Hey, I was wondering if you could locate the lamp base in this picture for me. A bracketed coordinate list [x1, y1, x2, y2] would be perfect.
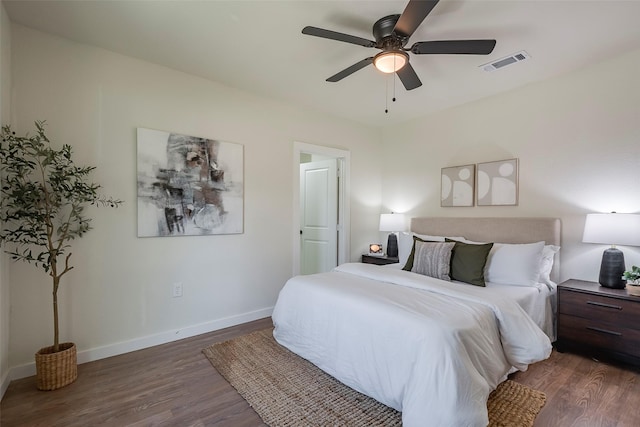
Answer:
[599, 248, 626, 289]
[386, 233, 398, 258]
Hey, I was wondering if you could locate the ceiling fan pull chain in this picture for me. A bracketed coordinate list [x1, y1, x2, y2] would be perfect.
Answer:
[385, 74, 389, 113]
[393, 69, 397, 103]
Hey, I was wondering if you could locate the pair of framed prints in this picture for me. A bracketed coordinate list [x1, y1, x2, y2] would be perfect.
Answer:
[441, 159, 518, 207]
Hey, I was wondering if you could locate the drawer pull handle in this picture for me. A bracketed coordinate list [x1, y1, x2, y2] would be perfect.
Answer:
[586, 301, 622, 310]
[586, 326, 622, 336]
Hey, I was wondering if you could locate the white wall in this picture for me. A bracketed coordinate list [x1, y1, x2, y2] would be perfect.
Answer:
[380, 48, 640, 283]
[0, 1, 11, 398]
[7, 24, 382, 376]
[9, 16, 639, 388]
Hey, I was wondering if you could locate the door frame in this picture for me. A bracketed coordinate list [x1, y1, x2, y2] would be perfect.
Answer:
[292, 141, 350, 277]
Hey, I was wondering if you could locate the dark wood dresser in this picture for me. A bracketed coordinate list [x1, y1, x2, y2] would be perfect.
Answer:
[557, 279, 640, 366]
[361, 254, 399, 265]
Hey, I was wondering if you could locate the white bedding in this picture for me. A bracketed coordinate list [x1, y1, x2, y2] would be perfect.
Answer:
[384, 263, 557, 341]
[485, 281, 556, 342]
[272, 262, 552, 427]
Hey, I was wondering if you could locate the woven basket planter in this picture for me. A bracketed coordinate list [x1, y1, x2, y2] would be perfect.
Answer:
[35, 342, 78, 390]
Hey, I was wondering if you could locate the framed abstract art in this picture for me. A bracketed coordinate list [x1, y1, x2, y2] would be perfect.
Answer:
[476, 158, 518, 206]
[137, 128, 244, 237]
[441, 164, 475, 207]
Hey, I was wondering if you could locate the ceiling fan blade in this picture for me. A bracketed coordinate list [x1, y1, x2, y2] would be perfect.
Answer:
[411, 40, 496, 55]
[396, 63, 422, 90]
[393, 0, 440, 39]
[302, 26, 376, 48]
[326, 58, 374, 82]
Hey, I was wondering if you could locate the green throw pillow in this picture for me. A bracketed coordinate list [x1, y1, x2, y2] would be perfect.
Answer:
[402, 235, 437, 271]
[445, 239, 494, 287]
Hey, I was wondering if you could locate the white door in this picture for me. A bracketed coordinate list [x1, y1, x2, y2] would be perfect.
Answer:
[300, 159, 338, 275]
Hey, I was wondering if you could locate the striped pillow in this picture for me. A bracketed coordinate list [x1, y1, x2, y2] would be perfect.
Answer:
[411, 241, 455, 281]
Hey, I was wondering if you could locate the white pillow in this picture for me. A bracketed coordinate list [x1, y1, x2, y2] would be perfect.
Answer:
[539, 245, 560, 286]
[398, 232, 465, 266]
[485, 241, 545, 286]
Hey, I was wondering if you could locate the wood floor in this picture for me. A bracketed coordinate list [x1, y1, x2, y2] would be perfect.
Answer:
[2, 317, 639, 426]
[511, 349, 640, 426]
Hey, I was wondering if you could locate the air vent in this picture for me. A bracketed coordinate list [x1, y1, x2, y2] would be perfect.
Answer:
[481, 51, 530, 72]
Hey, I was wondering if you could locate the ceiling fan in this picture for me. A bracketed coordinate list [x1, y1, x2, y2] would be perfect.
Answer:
[302, 0, 496, 90]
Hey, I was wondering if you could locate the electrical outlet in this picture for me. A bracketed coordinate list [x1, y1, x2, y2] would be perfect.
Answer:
[172, 282, 183, 298]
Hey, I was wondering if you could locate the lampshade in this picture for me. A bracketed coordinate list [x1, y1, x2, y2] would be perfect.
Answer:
[373, 51, 408, 74]
[582, 213, 640, 246]
[379, 213, 406, 232]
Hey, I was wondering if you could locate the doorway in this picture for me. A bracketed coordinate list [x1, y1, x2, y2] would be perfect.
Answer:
[293, 142, 350, 276]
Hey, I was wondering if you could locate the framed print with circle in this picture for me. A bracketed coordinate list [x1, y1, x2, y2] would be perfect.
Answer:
[441, 164, 475, 207]
[476, 158, 518, 206]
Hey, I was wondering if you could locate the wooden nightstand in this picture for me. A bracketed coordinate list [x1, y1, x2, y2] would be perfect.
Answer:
[361, 254, 399, 265]
[557, 279, 640, 366]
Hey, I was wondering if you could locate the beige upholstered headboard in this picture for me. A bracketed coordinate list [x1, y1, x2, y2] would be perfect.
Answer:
[411, 217, 562, 281]
[411, 217, 561, 246]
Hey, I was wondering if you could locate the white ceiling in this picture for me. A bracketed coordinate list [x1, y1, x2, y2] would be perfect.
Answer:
[5, 0, 640, 127]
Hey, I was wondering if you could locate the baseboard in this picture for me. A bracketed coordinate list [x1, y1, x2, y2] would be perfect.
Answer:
[5, 307, 273, 385]
[0, 369, 9, 400]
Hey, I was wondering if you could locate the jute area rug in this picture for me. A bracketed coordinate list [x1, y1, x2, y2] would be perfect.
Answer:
[203, 329, 546, 427]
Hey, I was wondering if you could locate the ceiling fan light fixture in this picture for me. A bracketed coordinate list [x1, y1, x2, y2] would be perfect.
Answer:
[373, 50, 408, 73]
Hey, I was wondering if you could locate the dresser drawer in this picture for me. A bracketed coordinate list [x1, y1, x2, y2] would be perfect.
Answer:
[558, 314, 640, 358]
[558, 288, 640, 327]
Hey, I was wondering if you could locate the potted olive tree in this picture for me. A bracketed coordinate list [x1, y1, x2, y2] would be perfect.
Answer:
[0, 121, 122, 390]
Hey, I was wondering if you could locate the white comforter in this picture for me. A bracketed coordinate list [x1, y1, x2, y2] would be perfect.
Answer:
[272, 263, 552, 427]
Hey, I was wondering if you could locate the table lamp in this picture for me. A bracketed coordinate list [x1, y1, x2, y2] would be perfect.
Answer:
[379, 213, 406, 258]
[582, 212, 640, 288]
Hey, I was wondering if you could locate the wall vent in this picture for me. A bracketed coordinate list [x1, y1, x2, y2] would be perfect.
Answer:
[481, 51, 530, 72]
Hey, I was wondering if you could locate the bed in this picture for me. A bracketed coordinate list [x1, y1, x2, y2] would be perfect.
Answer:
[272, 217, 561, 426]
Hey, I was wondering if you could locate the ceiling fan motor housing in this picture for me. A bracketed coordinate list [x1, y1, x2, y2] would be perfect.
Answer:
[373, 14, 408, 49]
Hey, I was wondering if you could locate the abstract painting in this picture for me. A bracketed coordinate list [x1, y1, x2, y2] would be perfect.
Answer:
[137, 128, 243, 237]
[477, 158, 518, 206]
[441, 164, 475, 207]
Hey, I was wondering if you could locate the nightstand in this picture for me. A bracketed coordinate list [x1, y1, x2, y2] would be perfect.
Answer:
[557, 279, 640, 366]
[361, 254, 399, 265]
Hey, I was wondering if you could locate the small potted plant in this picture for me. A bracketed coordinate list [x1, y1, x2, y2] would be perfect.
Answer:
[623, 265, 640, 296]
[0, 121, 122, 390]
